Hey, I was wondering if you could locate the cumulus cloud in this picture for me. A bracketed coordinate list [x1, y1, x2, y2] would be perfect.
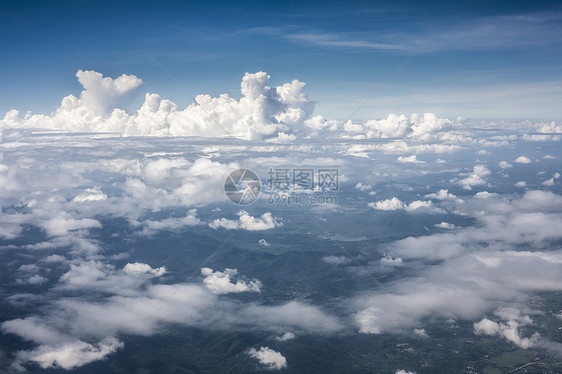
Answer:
[15, 337, 123, 370]
[201, 268, 262, 295]
[498, 161, 512, 169]
[57, 261, 166, 295]
[2, 264, 342, 369]
[457, 165, 490, 189]
[72, 187, 108, 203]
[514, 156, 532, 164]
[474, 308, 540, 349]
[542, 178, 555, 186]
[424, 189, 462, 203]
[76, 70, 143, 115]
[397, 155, 424, 163]
[40, 216, 102, 237]
[1, 77, 561, 371]
[0, 68, 527, 153]
[355, 182, 372, 191]
[353, 191, 562, 336]
[474, 191, 496, 199]
[123, 262, 166, 277]
[136, 209, 201, 235]
[434, 222, 455, 229]
[247, 346, 287, 370]
[258, 238, 271, 247]
[379, 256, 403, 266]
[369, 197, 405, 211]
[17, 274, 48, 285]
[210, 210, 282, 231]
[275, 332, 296, 341]
[413, 328, 427, 337]
[1, 71, 315, 140]
[368, 198, 440, 212]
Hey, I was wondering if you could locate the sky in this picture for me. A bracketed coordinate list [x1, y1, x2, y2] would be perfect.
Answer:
[1, 2, 562, 372]
[1, 0, 562, 122]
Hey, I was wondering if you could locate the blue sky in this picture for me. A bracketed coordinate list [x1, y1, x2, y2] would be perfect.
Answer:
[1, 0, 561, 121]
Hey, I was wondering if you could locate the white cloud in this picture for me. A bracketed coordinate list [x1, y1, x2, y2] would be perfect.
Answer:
[474, 308, 540, 349]
[137, 210, 201, 234]
[474, 191, 496, 199]
[201, 268, 262, 295]
[1, 71, 315, 140]
[142, 158, 191, 184]
[514, 156, 532, 164]
[434, 222, 455, 229]
[458, 165, 490, 190]
[2, 69, 545, 155]
[355, 182, 372, 191]
[379, 256, 403, 266]
[405, 200, 435, 211]
[354, 190, 562, 336]
[542, 178, 555, 186]
[247, 346, 287, 370]
[40, 216, 102, 236]
[1, 82, 562, 370]
[210, 210, 282, 231]
[395, 370, 416, 374]
[369, 197, 405, 210]
[123, 263, 166, 277]
[424, 189, 462, 202]
[473, 318, 500, 335]
[258, 238, 271, 247]
[42, 254, 66, 263]
[498, 161, 512, 169]
[76, 70, 143, 115]
[323, 255, 351, 266]
[514, 181, 527, 187]
[57, 260, 165, 295]
[17, 264, 39, 272]
[368, 198, 440, 212]
[413, 328, 427, 337]
[2, 317, 66, 345]
[72, 188, 108, 203]
[2, 266, 343, 369]
[275, 332, 296, 341]
[397, 155, 424, 163]
[17, 274, 48, 285]
[0, 223, 22, 239]
[16, 337, 123, 370]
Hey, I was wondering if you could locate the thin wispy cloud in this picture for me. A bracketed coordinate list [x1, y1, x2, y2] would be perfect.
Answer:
[279, 12, 562, 52]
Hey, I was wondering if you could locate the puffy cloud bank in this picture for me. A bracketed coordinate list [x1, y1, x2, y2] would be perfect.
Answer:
[1, 70, 562, 372]
[2, 68, 561, 170]
[353, 191, 562, 338]
[1, 70, 314, 140]
[368, 197, 439, 212]
[209, 210, 282, 231]
[201, 267, 262, 294]
[2, 69, 558, 148]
